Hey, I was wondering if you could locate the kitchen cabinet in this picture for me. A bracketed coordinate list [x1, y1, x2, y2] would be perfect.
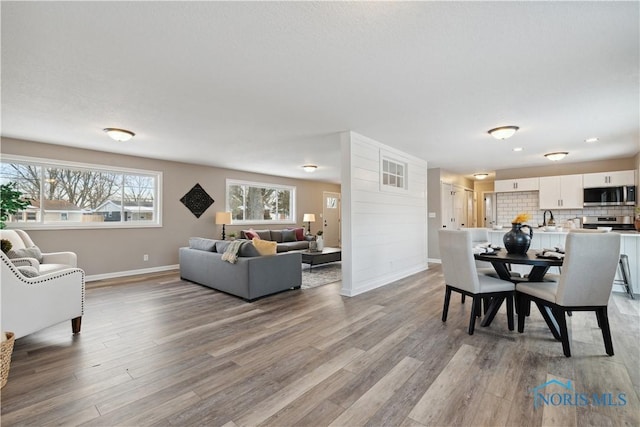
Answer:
[494, 177, 539, 193]
[583, 170, 636, 187]
[539, 174, 583, 209]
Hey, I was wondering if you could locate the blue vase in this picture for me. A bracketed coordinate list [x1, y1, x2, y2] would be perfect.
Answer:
[503, 223, 533, 254]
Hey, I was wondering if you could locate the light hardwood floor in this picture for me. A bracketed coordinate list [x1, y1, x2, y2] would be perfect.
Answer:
[1, 264, 639, 426]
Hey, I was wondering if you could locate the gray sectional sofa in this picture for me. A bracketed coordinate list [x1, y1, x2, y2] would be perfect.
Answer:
[240, 229, 311, 252]
[179, 238, 302, 301]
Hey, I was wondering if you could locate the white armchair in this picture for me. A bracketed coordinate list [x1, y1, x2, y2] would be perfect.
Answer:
[0, 229, 77, 274]
[1, 251, 85, 339]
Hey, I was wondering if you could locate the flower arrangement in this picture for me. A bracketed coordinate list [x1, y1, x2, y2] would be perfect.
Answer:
[512, 212, 531, 224]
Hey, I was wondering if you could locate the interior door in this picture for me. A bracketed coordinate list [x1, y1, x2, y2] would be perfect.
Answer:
[322, 192, 341, 247]
[484, 192, 496, 227]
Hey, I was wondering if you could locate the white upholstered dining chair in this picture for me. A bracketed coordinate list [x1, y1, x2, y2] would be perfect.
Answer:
[516, 231, 621, 357]
[439, 229, 516, 335]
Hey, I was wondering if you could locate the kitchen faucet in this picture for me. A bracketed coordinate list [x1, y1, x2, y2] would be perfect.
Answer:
[542, 210, 555, 227]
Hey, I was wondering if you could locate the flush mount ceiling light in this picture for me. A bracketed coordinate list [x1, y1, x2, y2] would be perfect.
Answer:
[302, 164, 317, 172]
[585, 137, 599, 143]
[104, 128, 135, 142]
[544, 151, 568, 161]
[488, 126, 519, 140]
[512, 147, 524, 152]
[473, 173, 489, 180]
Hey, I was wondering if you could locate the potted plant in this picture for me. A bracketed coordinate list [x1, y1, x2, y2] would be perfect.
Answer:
[0, 182, 29, 229]
[635, 207, 640, 232]
[228, 232, 237, 241]
[316, 230, 324, 251]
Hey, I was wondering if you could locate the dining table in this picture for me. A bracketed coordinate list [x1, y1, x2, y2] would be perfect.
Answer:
[474, 249, 564, 339]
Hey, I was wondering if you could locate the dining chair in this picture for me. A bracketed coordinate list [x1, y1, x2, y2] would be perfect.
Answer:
[439, 229, 516, 335]
[516, 231, 621, 357]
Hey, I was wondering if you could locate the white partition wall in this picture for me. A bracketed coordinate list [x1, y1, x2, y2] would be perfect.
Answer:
[340, 131, 428, 297]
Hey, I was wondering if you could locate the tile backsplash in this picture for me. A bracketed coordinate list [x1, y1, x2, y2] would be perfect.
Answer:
[496, 191, 634, 227]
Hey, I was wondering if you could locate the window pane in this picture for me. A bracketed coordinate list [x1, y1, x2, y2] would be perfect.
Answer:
[227, 180, 295, 224]
[0, 163, 41, 225]
[122, 174, 155, 222]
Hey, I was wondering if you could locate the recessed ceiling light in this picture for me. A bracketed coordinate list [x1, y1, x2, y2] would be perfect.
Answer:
[512, 147, 524, 152]
[104, 128, 135, 142]
[488, 126, 519, 140]
[302, 164, 317, 172]
[544, 152, 568, 161]
[585, 137, 599, 143]
[473, 173, 489, 180]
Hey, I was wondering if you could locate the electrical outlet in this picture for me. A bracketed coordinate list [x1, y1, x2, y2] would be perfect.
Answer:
[143, 254, 149, 261]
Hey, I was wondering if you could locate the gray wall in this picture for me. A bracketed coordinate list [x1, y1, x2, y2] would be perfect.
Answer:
[1, 137, 340, 276]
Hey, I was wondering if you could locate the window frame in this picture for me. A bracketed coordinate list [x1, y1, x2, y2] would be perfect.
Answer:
[380, 152, 409, 193]
[226, 178, 296, 226]
[1, 154, 163, 230]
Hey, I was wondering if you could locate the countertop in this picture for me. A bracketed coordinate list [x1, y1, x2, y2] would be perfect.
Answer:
[487, 228, 640, 236]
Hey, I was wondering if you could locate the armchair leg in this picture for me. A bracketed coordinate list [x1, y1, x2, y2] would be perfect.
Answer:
[71, 316, 82, 334]
[442, 286, 452, 322]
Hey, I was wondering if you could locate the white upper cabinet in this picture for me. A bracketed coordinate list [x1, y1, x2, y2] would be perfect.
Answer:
[583, 170, 636, 188]
[539, 174, 583, 209]
[494, 177, 539, 193]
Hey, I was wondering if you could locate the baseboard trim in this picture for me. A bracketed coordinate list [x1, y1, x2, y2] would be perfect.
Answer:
[86, 264, 179, 282]
[340, 265, 428, 297]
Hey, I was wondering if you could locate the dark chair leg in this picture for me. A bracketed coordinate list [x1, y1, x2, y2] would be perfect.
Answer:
[461, 294, 465, 304]
[468, 297, 480, 335]
[442, 286, 452, 322]
[554, 308, 571, 357]
[596, 311, 601, 328]
[517, 294, 528, 333]
[71, 316, 82, 334]
[597, 307, 614, 356]
[506, 295, 514, 331]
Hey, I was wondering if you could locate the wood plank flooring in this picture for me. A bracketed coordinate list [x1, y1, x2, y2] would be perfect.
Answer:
[1, 264, 639, 426]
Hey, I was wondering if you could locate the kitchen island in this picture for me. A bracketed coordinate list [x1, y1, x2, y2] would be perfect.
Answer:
[486, 228, 639, 295]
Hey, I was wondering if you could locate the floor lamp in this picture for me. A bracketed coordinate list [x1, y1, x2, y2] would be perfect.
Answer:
[215, 212, 232, 240]
[303, 213, 315, 235]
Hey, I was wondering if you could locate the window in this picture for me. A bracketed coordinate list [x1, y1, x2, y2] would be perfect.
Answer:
[226, 179, 295, 225]
[0, 155, 162, 229]
[381, 155, 408, 192]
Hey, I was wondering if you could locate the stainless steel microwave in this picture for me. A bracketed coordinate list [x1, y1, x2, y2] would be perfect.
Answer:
[583, 185, 636, 206]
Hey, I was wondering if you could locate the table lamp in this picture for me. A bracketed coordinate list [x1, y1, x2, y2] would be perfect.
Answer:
[215, 211, 232, 240]
[303, 213, 315, 234]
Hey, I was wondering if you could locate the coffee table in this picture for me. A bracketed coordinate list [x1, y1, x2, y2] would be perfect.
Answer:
[301, 247, 341, 271]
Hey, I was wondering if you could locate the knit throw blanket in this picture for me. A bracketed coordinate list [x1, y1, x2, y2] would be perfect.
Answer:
[221, 240, 243, 264]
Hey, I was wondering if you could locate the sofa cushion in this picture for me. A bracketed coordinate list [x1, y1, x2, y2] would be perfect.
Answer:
[281, 229, 296, 242]
[252, 238, 277, 256]
[255, 230, 272, 240]
[189, 238, 217, 252]
[270, 230, 284, 243]
[7, 246, 44, 262]
[215, 241, 232, 253]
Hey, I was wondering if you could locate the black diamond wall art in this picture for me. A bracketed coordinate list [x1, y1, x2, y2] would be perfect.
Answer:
[180, 183, 214, 218]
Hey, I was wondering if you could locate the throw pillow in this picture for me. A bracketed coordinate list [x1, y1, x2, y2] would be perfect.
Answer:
[252, 238, 277, 256]
[255, 230, 272, 240]
[16, 265, 40, 278]
[292, 227, 305, 241]
[189, 237, 217, 252]
[244, 229, 259, 240]
[281, 229, 296, 242]
[7, 246, 44, 262]
[238, 241, 261, 257]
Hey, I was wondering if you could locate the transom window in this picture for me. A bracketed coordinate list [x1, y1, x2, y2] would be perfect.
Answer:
[0, 155, 162, 229]
[226, 179, 295, 225]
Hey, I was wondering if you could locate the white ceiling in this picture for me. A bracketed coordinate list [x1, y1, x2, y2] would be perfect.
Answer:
[2, 1, 639, 184]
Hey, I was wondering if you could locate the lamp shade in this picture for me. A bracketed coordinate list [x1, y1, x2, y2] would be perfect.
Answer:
[303, 213, 316, 223]
[215, 212, 232, 224]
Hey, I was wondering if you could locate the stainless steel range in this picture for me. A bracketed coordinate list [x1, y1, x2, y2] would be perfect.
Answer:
[582, 216, 635, 231]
